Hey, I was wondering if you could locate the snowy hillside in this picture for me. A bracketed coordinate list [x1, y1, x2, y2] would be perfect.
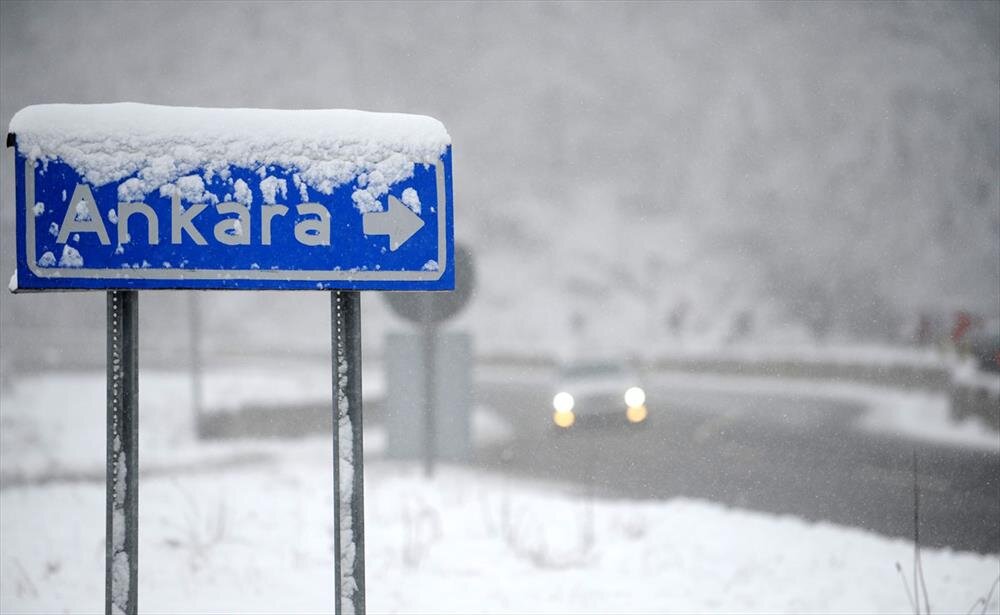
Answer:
[1, 1, 997, 363]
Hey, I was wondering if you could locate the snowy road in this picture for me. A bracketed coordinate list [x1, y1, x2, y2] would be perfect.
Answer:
[474, 375, 1000, 555]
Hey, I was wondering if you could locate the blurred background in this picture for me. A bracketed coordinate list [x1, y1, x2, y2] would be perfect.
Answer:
[2, 1, 997, 366]
[1, 2, 998, 613]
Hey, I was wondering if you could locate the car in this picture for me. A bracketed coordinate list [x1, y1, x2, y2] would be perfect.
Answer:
[550, 359, 648, 429]
[969, 332, 1000, 373]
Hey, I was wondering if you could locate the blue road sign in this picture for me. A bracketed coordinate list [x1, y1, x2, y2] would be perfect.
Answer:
[12, 142, 453, 291]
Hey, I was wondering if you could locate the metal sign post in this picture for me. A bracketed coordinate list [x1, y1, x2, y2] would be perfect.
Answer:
[332, 291, 366, 614]
[106, 290, 139, 615]
[188, 291, 204, 433]
[422, 298, 438, 478]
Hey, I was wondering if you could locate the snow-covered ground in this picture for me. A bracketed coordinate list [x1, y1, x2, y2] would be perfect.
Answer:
[2, 368, 998, 613]
[4, 451, 999, 614]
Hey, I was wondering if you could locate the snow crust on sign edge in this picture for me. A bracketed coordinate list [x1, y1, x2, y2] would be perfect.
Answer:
[8, 102, 451, 198]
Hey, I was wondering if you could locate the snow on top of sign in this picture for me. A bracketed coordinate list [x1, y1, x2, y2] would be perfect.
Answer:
[9, 103, 451, 206]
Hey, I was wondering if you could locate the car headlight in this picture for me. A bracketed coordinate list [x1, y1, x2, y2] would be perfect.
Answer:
[553, 391, 575, 413]
[626, 404, 647, 423]
[553, 409, 575, 428]
[624, 386, 645, 408]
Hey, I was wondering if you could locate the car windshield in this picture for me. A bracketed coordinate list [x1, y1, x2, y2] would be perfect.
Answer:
[561, 362, 626, 379]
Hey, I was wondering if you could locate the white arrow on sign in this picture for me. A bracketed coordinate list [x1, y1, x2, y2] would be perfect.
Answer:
[362, 195, 425, 251]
